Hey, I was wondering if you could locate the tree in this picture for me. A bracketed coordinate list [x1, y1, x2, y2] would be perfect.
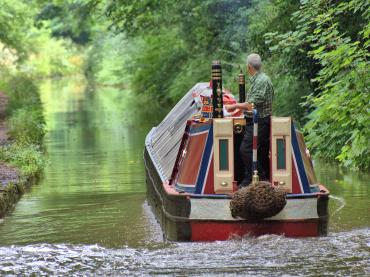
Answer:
[0, 0, 37, 61]
[266, 0, 370, 170]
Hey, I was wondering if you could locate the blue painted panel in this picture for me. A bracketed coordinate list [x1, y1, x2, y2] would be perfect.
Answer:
[291, 123, 311, 193]
[194, 125, 213, 194]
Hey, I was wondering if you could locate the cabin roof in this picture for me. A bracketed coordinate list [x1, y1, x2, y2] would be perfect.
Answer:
[145, 82, 209, 181]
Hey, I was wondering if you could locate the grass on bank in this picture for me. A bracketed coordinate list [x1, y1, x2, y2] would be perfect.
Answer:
[0, 72, 47, 179]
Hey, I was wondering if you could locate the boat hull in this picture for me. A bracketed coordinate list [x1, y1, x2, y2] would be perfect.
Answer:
[190, 220, 322, 241]
[144, 147, 329, 241]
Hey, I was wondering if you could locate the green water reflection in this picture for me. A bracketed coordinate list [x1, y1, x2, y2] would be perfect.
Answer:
[0, 77, 368, 248]
[315, 161, 369, 232]
[0, 77, 165, 247]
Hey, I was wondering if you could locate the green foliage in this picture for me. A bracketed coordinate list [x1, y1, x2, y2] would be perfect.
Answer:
[244, 0, 314, 125]
[100, 0, 314, 119]
[0, 1, 86, 77]
[27, 32, 85, 78]
[0, 73, 45, 143]
[85, 32, 130, 86]
[101, 0, 250, 104]
[124, 30, 188, 104]
[0, 142, 46, 178]
[0, 0, 37, 60]
[246, 0, 300, 56]
[263, 57, 311, 125]
[0, 72, 46, 178]
[266, 0, 370, 170]
[36, 0, 99, 44]
[78, 0, 370, 170]
[1, 74, 42, 113]
[8, 108, 46, 145]
[96, 0, 369, 171]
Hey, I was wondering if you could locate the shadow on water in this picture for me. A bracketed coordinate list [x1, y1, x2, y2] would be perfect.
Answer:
[0, 77, 368, 276]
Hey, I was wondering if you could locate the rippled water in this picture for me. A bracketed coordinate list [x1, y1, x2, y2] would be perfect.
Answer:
[0, 78, 369, 276]
[0, 229, 369, 276]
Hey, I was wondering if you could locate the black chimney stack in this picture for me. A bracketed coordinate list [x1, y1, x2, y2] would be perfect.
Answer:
[211, 61, 223, 118]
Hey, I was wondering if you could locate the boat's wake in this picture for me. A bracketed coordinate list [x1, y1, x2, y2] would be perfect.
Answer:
[1, 228, 369, 276]
[141, 200, 165, 245]
[329, 194, 346, 218]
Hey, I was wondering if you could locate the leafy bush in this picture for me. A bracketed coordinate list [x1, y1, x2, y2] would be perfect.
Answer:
[26, 30, 84, 77]
[265, 0, 370, 170]
[2, 74, 41, 113]
[8, 108, 45, 145]
[0, 142, 46, 178]
[0, 72, 46, 178]
[101, 1, 250, 104]
[0, 0, 36, 60]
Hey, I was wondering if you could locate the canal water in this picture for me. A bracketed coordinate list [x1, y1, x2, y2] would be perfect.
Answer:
[0, 78, 368, 276]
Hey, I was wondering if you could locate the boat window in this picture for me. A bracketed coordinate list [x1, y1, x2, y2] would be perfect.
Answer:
[276, 138, 286, 170]
[219, 139, 229, 171]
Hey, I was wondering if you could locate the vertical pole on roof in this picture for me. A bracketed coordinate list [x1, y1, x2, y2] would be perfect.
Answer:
[211, 61, 223, 118]
[252, 107, 260, 185]
[238, 71, 245, 103]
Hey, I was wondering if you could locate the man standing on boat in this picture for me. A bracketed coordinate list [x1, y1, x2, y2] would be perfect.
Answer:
[225, 53, 274, 187]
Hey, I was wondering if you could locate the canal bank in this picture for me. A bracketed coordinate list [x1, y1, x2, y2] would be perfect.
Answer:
[0, 91, 22, 217]
[0, 162, 25, 218]
[0, 74, 46, 218]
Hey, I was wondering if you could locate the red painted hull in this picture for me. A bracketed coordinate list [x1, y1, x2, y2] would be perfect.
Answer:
[190, 220, 319, 241]
[144, 129, 329, 241]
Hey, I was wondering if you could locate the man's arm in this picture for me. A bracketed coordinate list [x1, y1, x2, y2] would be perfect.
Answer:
[225, 102, 253, 112]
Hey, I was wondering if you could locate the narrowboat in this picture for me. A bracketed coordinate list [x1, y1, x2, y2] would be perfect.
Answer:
[144, 62, 329, 241]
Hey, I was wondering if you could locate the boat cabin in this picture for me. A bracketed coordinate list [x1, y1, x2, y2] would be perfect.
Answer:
[147, 85, 319, 198]
[144, 62, 329, 240]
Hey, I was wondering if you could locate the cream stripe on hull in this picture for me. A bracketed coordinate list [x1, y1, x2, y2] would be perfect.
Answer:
[189, 197, 318, 221]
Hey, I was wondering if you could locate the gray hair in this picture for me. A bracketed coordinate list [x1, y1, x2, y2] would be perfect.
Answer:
[247, 53, 262, 71]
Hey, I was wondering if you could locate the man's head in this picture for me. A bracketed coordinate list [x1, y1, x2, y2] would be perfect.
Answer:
[247, 53, 262, 76]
